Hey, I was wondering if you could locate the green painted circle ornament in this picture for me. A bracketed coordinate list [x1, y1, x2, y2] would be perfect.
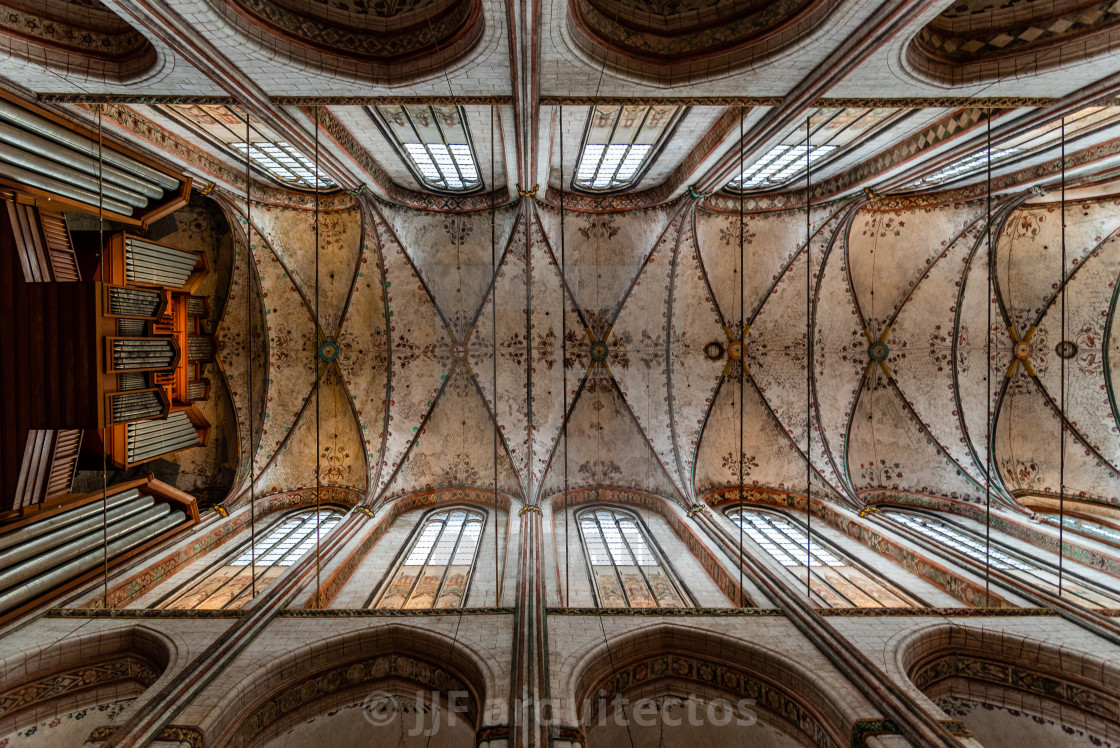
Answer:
[318, 340, 339, 362]
[589, 341, 609, 362]
[868, 341, 889, 362]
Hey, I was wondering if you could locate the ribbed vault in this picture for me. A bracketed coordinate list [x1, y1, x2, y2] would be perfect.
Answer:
[212, 191, 1120, 514]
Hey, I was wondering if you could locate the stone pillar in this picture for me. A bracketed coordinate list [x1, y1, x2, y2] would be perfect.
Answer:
[510, 504, 547, 747]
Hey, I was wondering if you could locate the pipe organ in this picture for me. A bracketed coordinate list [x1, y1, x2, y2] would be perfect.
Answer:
[0, 476, 198, 622]
[100, 232, 215, 468]
[0, 93, 203, 615]
[0, 94, 190, 227]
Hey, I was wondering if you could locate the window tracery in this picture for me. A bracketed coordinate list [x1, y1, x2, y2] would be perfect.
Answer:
[886, 510, 1120, 609]
[366, 105, 483, 194]
[1043, 514, 1120, 545]
[726, 108, 899, 191]
[727, 507, 918, 608]
[908, 105, 1120, 188]
[154, 507, 344, 610]
[372, 507, 485, 610]
[573, 105, 684, 193]
[577, 507, 690, 608]
[156, 104, 334, 189]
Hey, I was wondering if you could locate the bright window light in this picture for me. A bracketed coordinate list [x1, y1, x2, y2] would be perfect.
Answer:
[369, 105, 483, 194]
[886, 509, 1120, 609]
[727, 508, 917, 608]
[726, 108, 902, 192]
[909, 107, 1120, 190]
[1045, 514, 1120, 544]
[729, 509, 843, 567]
[157, 104, 334, 190]
[231, 141, 334, 190]
[887, 510, 1031, 571]
[909, 147, 1021, 187]
[729, 144, 836, 190]
[577, 507, 689, 608]
[374, 507, 486, 610]
[573, 105, 682, 193]
[231, 508, 344, 567]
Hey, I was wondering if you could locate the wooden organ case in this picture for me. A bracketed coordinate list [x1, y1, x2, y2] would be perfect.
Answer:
[99, 233, 215, 468]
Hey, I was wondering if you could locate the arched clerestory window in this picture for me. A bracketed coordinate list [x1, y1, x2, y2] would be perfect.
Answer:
[370, 507, 486, 610]
[886, 509, 1120, 609]
[366, 105, 483, 194]
[577, 507, 691, 608]
[727, 507, 921, 608]
[572, 105, 684, 193]
[154, 104, 335, 190]
[152, 507, 345, 610]
[1041, 512, 1120, 547]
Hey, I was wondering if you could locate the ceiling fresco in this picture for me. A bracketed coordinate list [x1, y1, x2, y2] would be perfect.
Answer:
[908, 0, 1120, 86]
[210, 190, 1120, 514]
[33, 0, 1116, 522]
[566, 0, 846, 84]
[0, 0, 158, 82]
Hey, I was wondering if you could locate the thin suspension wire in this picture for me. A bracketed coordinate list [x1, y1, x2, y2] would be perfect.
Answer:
[984, 109, 992, 606]
[737, 105, 745, 606]
[1059, 115, 1067, 598]
[492, 104, 499, 607]
[314, 106, 322, 608]
[805, 114, 812, 595]
[246, 112, 257, 598]
[98, 106, 108, 610]
[561, 104, 570, 606]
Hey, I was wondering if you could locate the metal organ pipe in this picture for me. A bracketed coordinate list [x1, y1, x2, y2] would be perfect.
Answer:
[0, 137, 150, 207]
[0, 99, 179, 190]
[0, 119, 164, 199]
[0, 494, 155, 567]
[125, 237, 197, 287]
[0, 489, 141, 552]
[0, 159, 134, 215]
[0, 511, 185, 615]
[0, 502, 171, 591]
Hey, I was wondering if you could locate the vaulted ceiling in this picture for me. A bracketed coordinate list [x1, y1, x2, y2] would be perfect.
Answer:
[207, 190, 1120, 515]
[3, 0, 1120, 515]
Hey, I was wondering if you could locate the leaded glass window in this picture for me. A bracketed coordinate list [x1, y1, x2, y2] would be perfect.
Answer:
[727, 508, 919, 608]
[573, 105, 683, 193]
[372, 507, 485, 609]
[155, 104, 334, 189]
[1044, 514, 1120, 545]
[907, 105, 1120, 188]
[577, 507, 690, 608]
[886, 510, 1120, 609]
[230, 142, 331, 190]
[367, 105, 482, 193]
[727, 108, 900, 191]
[154, 507, 345, 610]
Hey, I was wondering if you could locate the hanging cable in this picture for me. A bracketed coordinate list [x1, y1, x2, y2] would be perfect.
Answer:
[492, 104, 500, 608]
[98, 105, 109, 610]
[1059, 115, 1067, 598]
[314, 105, 322, 608]
[805, 115, 812, 595]
[984, 110, 992, 606]
[561, 104, 570, 606]
[737, 105, 745, 607]
[246, 111, 257, 599]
